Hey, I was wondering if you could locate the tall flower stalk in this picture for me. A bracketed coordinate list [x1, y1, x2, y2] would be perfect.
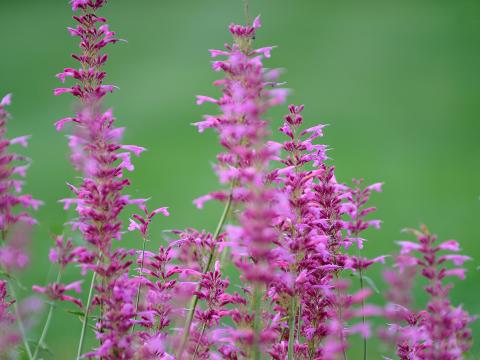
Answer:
[383, 226, 474, 359]
[180, 10, 287, 357]
[53, 1, 147, 358]
[0, 93, 42, 360]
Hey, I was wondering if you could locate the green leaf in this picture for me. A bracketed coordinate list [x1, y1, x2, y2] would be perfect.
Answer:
[351, 272, 380, 294]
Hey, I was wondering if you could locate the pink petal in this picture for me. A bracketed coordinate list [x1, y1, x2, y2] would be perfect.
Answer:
[1, 93, 12, 106]
[252, 15, 261, 29]
[120, 145, 146, 157]
[196, 95, 218, 105]
[10, 135, 31, 147]
[151, 207, 170, 217]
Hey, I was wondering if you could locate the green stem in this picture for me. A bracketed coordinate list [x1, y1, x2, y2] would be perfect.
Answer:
[287, 295, 297, 360]
[9, 284, 33, 360]
[76, 267, 98, 360]
[191, 322, 207, 360]
[32, 270, 62, 360]
[131, 236, 147, 335]
[354, 224, 367, 360]
[243, 0, 251, 26]
[358, 265, 367, 360]
[252, 284, 262, 360]
[177, 184, 234, 358]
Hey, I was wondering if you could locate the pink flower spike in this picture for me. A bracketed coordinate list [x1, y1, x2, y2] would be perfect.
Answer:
[10, 135, 31, 148]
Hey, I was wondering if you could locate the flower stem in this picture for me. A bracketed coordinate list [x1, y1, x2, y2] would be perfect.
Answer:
[358, 265, 367, 360]
[252, 284, 262, 360]
[243, 0, 251, 26]
[76, 266, 98, 360]
[131, 236, 147, 335]
[177, 183, 234, 358]
[9, 283, 33, 360]
[192, 322, 207, 360]
[32, 270, 62, 360]
[287, 295, 297, 360]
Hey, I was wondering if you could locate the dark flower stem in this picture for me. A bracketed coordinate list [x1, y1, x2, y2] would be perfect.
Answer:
[252, 284, 262, 360]
[76, 262, 99, 360]
[288, 295, 297, 360]
[9, 284, 33, 360]
[131, 235, 147, 335]
[192, 322, 207, 360]
[32, 270, 62, 360]
[178, 182, 234, 357]
[1, 232, 33, 360]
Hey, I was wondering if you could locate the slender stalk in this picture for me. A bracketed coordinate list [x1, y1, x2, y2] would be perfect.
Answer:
[191, 322, 207, 360]
[76, 266, 98, 360]
[131, 236, 147, 335]
[9, 284, 33, 360]
[243, 0, 251, 26]
[252, 284, 262, 360]
[358, 267, 367, 360]
[287, 295, 297, 360]
[296, 303, 301, 343]
[32, 270, 62, 360]
[177, 183, 234, 358]
[353, 210, 367, 360]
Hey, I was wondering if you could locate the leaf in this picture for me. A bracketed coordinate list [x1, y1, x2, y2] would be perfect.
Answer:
[67, 310, 85, 318]
[351, 272, 380, 294]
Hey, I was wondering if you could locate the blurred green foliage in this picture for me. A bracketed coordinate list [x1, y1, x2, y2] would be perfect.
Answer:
[1, 0, 479, 358]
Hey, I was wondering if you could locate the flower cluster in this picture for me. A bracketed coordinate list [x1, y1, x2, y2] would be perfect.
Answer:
[0, 94, 42, 271]
[48, 1, 152, 358]
[383, 226, 474, 359]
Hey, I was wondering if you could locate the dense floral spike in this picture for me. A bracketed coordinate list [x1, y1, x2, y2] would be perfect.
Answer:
[0, 94, 42, 359]
[383, 226, 474, 360]
[52, 1, 147, 358]
[193, 15, 287, 210]
[268, 105, 381, 359]
[186, 15, 288, 358]
[0, 94, 42, 260]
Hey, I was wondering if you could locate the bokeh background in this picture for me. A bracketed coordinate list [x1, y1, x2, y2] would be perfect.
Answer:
[1, 0, 479, 358]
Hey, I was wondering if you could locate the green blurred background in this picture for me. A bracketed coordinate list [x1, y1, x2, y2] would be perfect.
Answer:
[1, 0, 479, 358]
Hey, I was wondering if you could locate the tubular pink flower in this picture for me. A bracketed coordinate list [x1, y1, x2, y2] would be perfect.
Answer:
[383, 226, 475, 359]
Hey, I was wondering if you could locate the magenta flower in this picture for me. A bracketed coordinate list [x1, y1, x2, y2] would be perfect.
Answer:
[50, 1, 149, 358]
[383, 226, 474, 359]
[0, 94, 41, 244]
